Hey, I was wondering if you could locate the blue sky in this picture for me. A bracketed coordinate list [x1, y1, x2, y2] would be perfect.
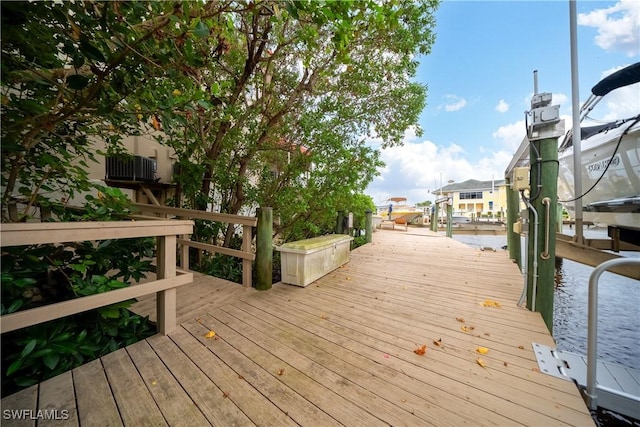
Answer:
[365, 0, 640, 206]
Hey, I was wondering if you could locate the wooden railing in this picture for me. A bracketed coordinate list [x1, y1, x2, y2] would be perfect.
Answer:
[131, 203, 257, 288]
[0, 220, 194, 335]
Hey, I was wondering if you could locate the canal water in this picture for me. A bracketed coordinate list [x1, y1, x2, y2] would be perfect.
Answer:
[450, 226, 640, 371]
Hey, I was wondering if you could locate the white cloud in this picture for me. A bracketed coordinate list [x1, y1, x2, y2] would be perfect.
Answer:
[441, 94, 467, 112]
[366, 138, 510, 205]
[493, 120, 527, 152]
[578, 0, 640, 57]
[495, 99, 509, 113]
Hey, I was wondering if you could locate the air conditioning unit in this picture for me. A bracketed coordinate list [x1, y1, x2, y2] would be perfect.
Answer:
[105, 155, 157, 182]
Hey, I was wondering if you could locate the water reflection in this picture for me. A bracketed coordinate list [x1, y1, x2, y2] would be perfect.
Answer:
[451, 227, 639, 370]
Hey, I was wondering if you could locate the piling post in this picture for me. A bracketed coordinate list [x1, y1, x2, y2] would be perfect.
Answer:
[506, 177, 521, 266]
[446, 202, 453, 237]
[256, 207, 272, 291]
[336, 211, 345, 234]
[525, 86, 563, 332]
[365, 210, 373, 243]
[432, 203, 439, 232]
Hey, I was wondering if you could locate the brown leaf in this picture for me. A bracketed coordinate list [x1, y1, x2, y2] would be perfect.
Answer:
[518, 345, 525, 350]
[414, 344, 427, 355]
[456, 317, 465, 323]
[277, 368, 285, 376]
[433, 339, 443, 347]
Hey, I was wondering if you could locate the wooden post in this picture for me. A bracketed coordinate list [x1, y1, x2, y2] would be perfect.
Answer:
[336, 211, 344, 234]
[432, 203, 439, 232]
[527, 137, 559, 332]
[446, 203, 453, 237]
[365, 210, 373, 243]
[156, 235, 177, 335]
[179, 234, 190, 270]
[242, 225, 252, 288]
[506, 177, 522, 267]
[256, 207, 272, 291]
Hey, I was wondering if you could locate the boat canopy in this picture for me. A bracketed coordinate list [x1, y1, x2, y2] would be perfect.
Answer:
[591, 62, 640, 96]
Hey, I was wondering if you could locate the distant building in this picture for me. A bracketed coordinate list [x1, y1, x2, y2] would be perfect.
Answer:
[432, 179, 507, 221]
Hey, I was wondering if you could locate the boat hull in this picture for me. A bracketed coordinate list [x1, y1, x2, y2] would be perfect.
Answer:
[558, 121, 640, 227]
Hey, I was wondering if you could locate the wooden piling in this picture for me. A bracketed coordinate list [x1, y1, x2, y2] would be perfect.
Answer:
[256, 207, 272, 291]
[527, 138, 558, 332]
[506, 177, 521, 267]
[365, 210, 373, 243]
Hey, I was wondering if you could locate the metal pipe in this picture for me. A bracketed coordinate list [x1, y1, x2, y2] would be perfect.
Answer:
[541, 197, 551, 260]
[569, 0, 584, 242]
[523, 195, 539, 312]
[585, 258, 640, 410]
[533, 70, 539, 95]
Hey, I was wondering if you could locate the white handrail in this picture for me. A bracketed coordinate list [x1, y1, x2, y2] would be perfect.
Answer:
[584, 257, 640, 410]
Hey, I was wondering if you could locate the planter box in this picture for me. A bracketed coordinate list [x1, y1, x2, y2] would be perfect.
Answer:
[277, 234, 353, 287]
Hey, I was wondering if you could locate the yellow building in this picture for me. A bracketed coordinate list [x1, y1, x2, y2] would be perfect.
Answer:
[433, 179, 508, 221]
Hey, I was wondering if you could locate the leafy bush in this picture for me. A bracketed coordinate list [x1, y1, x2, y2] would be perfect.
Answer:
[1, 188, 156, 396]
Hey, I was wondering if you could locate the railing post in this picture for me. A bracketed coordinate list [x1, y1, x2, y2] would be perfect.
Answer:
[365, 209, 373, 243]
[156, 234, 177, 335]
[256, 207, 272, 291]
[242, 225, 252, 288]
[180, 234, 190, 270]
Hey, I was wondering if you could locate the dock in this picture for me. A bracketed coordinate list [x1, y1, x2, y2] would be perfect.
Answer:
[1, 228, 594, 426]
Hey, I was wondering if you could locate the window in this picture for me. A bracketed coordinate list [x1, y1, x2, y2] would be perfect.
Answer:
[459, 192, 483, 200]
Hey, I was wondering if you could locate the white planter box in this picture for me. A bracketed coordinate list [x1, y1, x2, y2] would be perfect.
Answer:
[276, 234, 353, 287]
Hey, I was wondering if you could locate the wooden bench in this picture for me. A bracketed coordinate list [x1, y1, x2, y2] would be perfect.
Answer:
[394, 217, 409, 231]
[380, 218, 408, 231]
[380, 220, 396, 230]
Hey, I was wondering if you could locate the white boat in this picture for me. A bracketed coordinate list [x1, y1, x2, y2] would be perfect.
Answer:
[377, 197, 424, 223]
[557, 62, 640, 228]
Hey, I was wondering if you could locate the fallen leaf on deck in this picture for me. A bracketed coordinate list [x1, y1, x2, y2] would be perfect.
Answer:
[461, 326, 469, 333]
[238, 375, 245, 380]
[223, 391, 229, 398]
[204, 330, 216, 339]
[531, 367, 540, 372]
[278, 368, 285, 376]
[383, 353, 390, 359]
[151, 380, 157, 385]
[518, 345, 525, 350]
[414, 344, 427, 355]
[481, 299, 502, 307]
[503, 361, 508, 367]
[433, 339, 443, 347]
[320, 314, 329, 320]
[476, 347, 489, 355]
[346, 277, 351, 281]
[456, 317, 465, 323]
[476, 358, 487, 368]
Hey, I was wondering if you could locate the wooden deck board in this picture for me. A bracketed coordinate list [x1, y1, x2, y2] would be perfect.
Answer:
[1, 228, 594, 426]
[72, 359, 123, 427]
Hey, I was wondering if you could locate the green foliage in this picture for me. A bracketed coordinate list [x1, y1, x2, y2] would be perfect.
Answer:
[1, 191, 155, 395]
[198, 254, 243, 284]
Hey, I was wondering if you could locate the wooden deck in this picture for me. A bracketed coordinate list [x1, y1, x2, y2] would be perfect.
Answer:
[1, 228, 594, 426]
